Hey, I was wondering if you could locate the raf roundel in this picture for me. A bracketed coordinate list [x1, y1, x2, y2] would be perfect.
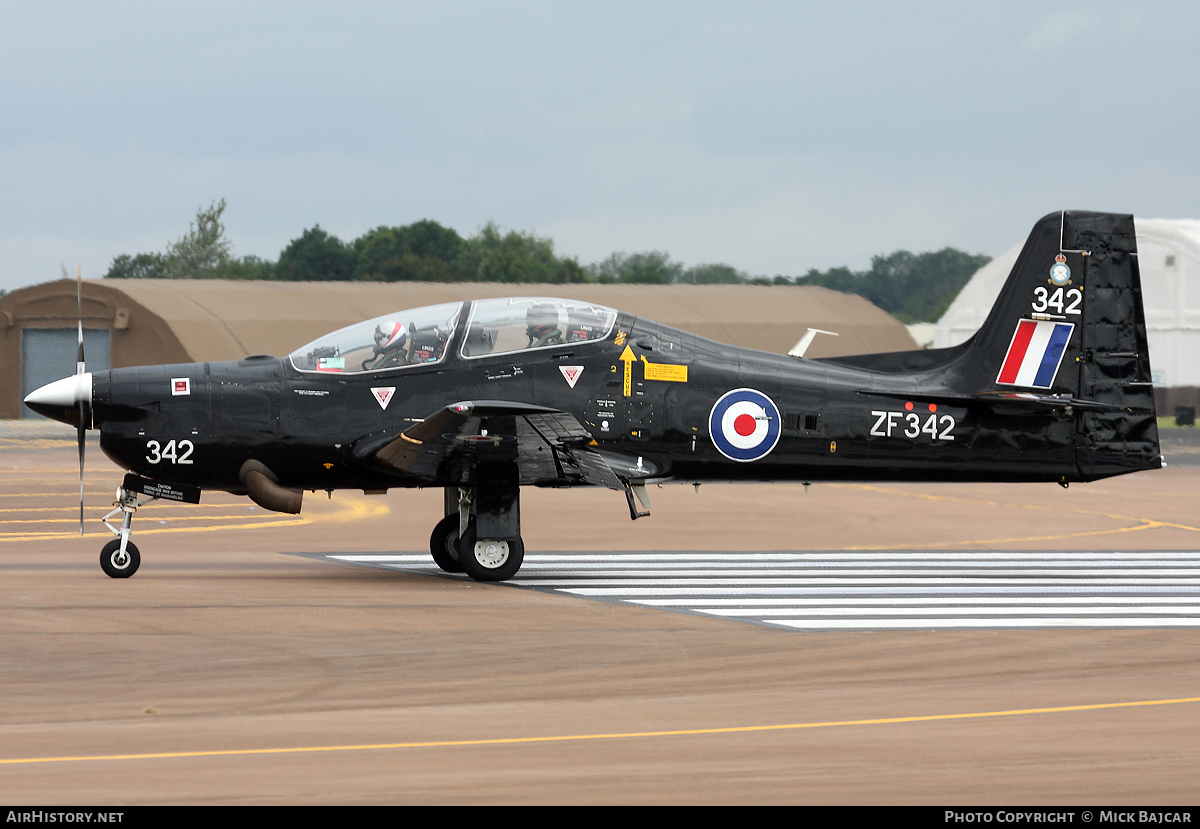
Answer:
[709, 388, 782, 462]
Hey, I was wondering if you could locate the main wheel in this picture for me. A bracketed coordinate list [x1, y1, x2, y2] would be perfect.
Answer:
[429, 515, 463, 573]
[458, 524, 524, 582]
[100, 539, 141, 579]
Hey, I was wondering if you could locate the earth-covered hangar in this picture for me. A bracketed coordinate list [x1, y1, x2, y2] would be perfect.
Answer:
[1, 279, 917, 419]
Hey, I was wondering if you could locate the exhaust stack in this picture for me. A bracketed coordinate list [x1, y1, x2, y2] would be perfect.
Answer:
[238, 460, 303, 515]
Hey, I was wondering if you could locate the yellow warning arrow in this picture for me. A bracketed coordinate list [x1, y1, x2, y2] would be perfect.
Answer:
[619, 346, 636, 397]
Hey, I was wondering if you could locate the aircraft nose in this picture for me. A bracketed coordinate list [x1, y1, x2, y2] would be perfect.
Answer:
[24, 372, 93, 423]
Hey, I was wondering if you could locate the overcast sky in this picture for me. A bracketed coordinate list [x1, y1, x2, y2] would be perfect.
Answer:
[2, 1, 1198, 292]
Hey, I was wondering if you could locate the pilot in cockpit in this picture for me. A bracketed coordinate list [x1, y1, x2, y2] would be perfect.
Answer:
[363, 321, 409, 370]
[526, 303, 564, 349]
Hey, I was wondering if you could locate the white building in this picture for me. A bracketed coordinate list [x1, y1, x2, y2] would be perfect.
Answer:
[934, 218, 1200, 410]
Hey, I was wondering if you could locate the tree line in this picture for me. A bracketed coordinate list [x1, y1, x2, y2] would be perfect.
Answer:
[103, 201, 989, 323]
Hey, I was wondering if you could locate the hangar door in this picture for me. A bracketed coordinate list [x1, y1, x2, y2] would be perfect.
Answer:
[21, 328, 111, 418]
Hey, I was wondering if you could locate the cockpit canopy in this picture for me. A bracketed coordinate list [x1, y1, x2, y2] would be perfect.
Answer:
[460, 297, 617, 358]
[289, 298, 617, 374]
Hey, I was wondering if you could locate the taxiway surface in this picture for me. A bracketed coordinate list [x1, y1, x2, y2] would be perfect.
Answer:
[2, 424, 1199, 804]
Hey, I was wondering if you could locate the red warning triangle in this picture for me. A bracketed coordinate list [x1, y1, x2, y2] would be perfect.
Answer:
[371, 387, 396, 410]
[559, 365, 583, 389]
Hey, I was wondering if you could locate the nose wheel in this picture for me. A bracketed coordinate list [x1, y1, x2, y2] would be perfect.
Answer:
[100, 538, 141, 578]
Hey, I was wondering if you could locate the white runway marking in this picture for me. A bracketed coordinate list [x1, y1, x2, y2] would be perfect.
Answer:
[318, 550, 1200, 631]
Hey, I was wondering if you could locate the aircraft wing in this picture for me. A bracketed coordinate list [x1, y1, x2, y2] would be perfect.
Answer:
[353, 400, 626, 489]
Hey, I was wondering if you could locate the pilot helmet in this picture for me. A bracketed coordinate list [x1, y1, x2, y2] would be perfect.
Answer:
[374, 321, 408, 353]
[526, 303, 560, 335]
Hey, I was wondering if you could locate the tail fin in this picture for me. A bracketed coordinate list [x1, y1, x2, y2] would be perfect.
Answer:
[961, 211, 1159, 478]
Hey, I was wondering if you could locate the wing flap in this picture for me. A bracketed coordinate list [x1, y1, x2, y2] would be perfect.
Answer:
[563, 445, 625, 490]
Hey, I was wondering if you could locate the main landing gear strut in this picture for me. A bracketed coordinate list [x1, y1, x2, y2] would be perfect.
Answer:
[429, 461, 525, 582]
[98, 485, 155, 578]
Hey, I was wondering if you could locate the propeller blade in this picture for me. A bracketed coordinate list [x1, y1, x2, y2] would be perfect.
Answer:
[78, 410, 85, 535]
[76, 266, 84, 374]
[77, 267, 85, 535]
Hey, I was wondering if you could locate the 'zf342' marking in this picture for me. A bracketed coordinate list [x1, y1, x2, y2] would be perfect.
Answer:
[870, 411, 956, 441]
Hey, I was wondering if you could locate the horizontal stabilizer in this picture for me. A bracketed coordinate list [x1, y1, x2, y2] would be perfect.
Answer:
[972, 391, 1124, 412]
[858, 389, 1123, 413]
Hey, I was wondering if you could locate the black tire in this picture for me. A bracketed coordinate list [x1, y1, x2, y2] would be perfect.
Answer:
[458, 524, 524, 582]
[429, 514, 463, 573]
[100, 539, 140, 579]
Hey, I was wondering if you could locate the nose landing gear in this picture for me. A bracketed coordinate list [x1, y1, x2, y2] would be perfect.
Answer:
[98, 486, 154, 578]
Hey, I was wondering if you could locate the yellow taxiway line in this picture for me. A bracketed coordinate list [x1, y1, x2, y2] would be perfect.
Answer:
[0, 492, 388, 543]
[2, 695, 1197, 766]
[832, 483, 1200, 549]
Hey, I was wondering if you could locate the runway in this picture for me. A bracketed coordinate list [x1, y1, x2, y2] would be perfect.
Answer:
[322, 550, 1200, 630]
[3, 424, 1200, 803]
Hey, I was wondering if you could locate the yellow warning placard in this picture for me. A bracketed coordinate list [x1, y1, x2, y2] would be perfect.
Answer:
[641, 358, 688, 383]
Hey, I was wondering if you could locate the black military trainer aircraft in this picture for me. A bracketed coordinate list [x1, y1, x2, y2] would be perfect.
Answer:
[26, 211, 1161, 582]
